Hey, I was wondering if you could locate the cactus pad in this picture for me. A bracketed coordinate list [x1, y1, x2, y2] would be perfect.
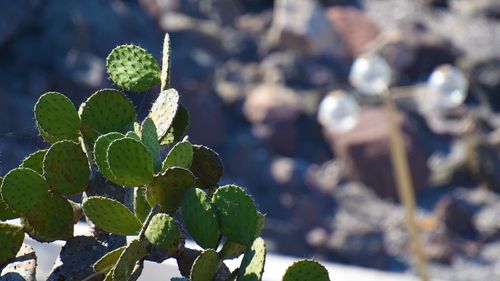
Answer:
[83, 196, 142, 235]
[212, 185, 257, 246]
[93, 246, 126, 274]
[282, 260, 330, 281]
[141, 117, 161, 171]
[21, 149, 47, 175]
[106, 44, 161, 92]
[181, 188, 220, 249]
[125, 131, 141, 141]
[144, 213, 181, 253]
[43, 140, 90, 195]
[80, 89, 136, 143]
[0, 177, 18, 221]
[161, 33, 171, 91]
[220, 213, 264, 260]
[112, 239, 149, 281]
[190, 249, 220, 281]
[34, 92, 80, 143]
[238, 237, 266, 281]
[146, 167, 196, 213]
[22, 193, 74, 242]
[191, 145, 223, 188]
[94, 132, 125, 181]
[149, 89, 179, 142]
[1, 168, 49, 213]
[162, 139, 193, 172]
[134, 187, 151, 223]
[106, 137, 154, 187]
[161, 104, 190, 145]
[0, 222, 24, 264]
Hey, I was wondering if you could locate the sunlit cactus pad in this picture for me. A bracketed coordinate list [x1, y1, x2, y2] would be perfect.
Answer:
[79, 89, 136, 142]
[34, 91, 80, 143]
[149, 89, 179, 142]
[238, 237, 266, 281]
[106, 44, 161, 92]
[282, 260, 330, 281]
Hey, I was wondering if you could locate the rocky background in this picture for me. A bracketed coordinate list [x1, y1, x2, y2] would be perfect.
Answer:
[1, 0, 500, 280]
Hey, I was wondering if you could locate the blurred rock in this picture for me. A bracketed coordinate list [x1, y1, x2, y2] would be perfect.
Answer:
[377, 22, 460, 82]
[305, 159, 344, 194]
[270, 0, 344, 57]
[434, 195, 476, 237]
[469, 58, 500, 112]
[328, 209, 389, 269]
[325, 107, 430, 198]
[423, 226, 453, 264]
[326, 6, 380, 57]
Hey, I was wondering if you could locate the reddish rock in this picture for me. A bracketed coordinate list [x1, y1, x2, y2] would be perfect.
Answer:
[326, 6, 380, 57]
[324, 106, 429, 198]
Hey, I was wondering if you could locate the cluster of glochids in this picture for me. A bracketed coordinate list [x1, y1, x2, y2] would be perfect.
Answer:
[317, 53, 469, 133]
[0, 34, 331, 281]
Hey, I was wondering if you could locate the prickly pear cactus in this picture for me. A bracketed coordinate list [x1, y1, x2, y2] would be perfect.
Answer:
[0, 33, 330, 281]
[106, 45, 161, 92]
[282, 260, 330, 281]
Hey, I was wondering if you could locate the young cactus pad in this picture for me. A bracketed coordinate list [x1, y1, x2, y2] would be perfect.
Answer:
[238, 237, 267, 281]
[106, 44, 161, 92]
[162, 138, 193, 171]
[34, 91, 81, 143]
[149, 89, 179, 142]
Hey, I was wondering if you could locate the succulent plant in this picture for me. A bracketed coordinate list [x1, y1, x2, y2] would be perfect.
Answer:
[0, 33, 330, 281]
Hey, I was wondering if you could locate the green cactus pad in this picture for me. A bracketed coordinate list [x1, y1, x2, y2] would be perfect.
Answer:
[83, 196, 142, 235]
[161, 33, 171, 91]
[144, 213, 181, 253]
[220, 213, 264, 260]
[141, 117, 161, 171]
[181, 188, 220, 249]
[43, 140, 90, 195]
[22, 193, 74, 242]
[0, 223, 24, 264]
[190, 249, 220, 281]
[93, 246, 126, 274]
[107, 137, 154, 187]
[106, 44, 161, 92]
[79, 89, 136, 143]
[212, 185, 258, 246]
[0, 177, 18, 221]
[94, 132, 125, 181]
[161, 104, 190, 145]
[134, 187, 151, 223]
[112, 239, 149, 281]
[21, 149, 47, 175]
[104, 270, 114, 281]
[162, 139, 193, 172]
[146, 167, 196, 213]
[149, 89, 179, 142]
[282, 260, 330, 281]
[191, 145, 223, 188]
[1, 168, 49, 213]
[34, 92, 81, 143]
[238, 237, 266, 281]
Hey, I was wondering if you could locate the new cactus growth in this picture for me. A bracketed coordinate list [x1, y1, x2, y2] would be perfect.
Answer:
[0, 34, 331, 281]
